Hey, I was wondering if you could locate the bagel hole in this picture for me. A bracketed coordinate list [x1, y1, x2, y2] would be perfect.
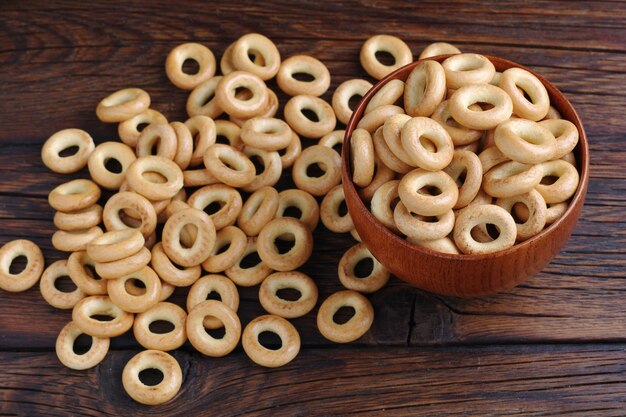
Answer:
[338, 200, 348, 217]
[306, 163, 326, 178]
[214, 242, 231, 256]
[274, 235, 296, 255]
[84, 264, 102, 281]
[205, 290, 222, 301]
[180, 224, 198, 249]
[204, 325, 226, 339]
[90, 314, 115, 322]
[53, 275, 78, 293]
[348, 94, 363, 111]
[375, 50, 395, 66]
[119, 212, 142, 228]
[216, 134, 230, 145]
[331, 142, 343, 154]
[248, 49, 266, 66]
[234, 86, 253, 101]
[411, 214, 439, 223]
[182, 58, 200, 75]
[104, 158, 123, 174]
[419, 137, 437, 152]
[454, 60, 482, 72]
[513, 202, 530, 223]
[445, 115, 464, 129]
[354, 257, 374, 278]
[149, 320, 175, 334]
[240, 251, 262, 269]
[292, 72, 315, 82]
[454, 169, 467, 187]
[72, 333, 92, 355]
[390, 197, 401, 211]
[258, 331, 282, 350]
[486, 223, 501, 239]
[250, 154, 266, 175]
[125, 278, 147, 296]
[301, 108, 319, 122]
[137, 123, 149, 132]
[142, 171, 168, 184]
[202, 92, 216, 106]
[282, 206, 302, 219]
[333, 306, 356, 324]
[276, 288, 302, 301]
[59, 145, 79, 157]
[477, 102, 495, 111]
[540, 175, 559, 185]
[8, 255, 27, 274]
[417, 185, 442, 196]
[138, 368, 164, 387]
[204, 201, 224, 215]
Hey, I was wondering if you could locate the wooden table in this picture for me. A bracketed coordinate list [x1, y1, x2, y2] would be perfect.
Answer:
[1, 1, 625, 415]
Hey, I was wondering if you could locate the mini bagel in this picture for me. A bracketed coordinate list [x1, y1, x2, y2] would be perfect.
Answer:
[201, 226, 248, 273]
[404, 60, 446, 117]
[401, 116, 454, 171]
[232, 33, 281, 80]
[122, 350, 182, 405]
[350, 128, 376, 187]
[87, 229, 145, 263]
[72, 295, 134, 338]
[151, 242, 201, 287]
[133, 302, 187, 351]
[483, 161, 543, 198]
[118, 109, 168, 148]
[107, 266, 162, 313]
[40, 260, 86, 309]
[215, 71, 268, 119]
[398, 169, 459, 216]
[259, 271, 318, 319]
[499, 67, 550, 121]
[448, 84, 513, 130]
[494, 119, 556, 165]
[365, 79, 405, 114]
[338, 243, 389, 293]
[88, 142, 137, 190]
[443, 150, 483, 209]
[186, 274, 239, 329]
[419, 42, 461, 59]
[241, 117, 292, 151]
[284, 95, 336, 139]
[453, 204, 517, 254]
[136, 123, 178, 160]
[53, 204, 102, 231]
[371, 180, 401, 233]
[242, 315, 301, 368]
[162, 208, 216, 267]
[320, 184, 354, 233]
[94, 246, 151, 279]
[360, 34, 412, 80]
[186, 76, 224, 118]
[42, 129, 95, 174]
[536, 159, 580, 204]
[442, 53, 496, 89]
[186, 300, 241, 357]
[187, 184, 243, 230]
[496, 189, 547, 241]
[49, 179, 101, 212]
[394, 202, 455, 242]
[292, 145, 341, 196]
[224, 237, 273, 287]
[55, 321, 109, 370]
[203, 144, 256, 188]
[257, 218, 313, 271]
[317, 290, 374, 343]
[67, 251, 107, 295]
[126, 156, 184, 201]
[96, 88, 150, 122]
[0, 239, 44, 293]
[332, 79, 373, 125]
[237, 186, 279, 236]
[185, 115, 217, 167]
[275, 189, 320, 232]
[277, 54, 331, 97]
[241, 145, 282, 192]
[165, 42, 216, 90]
[103, 191, 157, 238]
[52, 226, 103, 253]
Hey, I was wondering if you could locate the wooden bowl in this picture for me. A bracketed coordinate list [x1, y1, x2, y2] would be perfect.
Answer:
[342, 55, 589, 297]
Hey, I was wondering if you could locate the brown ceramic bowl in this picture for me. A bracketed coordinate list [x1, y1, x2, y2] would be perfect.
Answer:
[342, 55, 589, 297]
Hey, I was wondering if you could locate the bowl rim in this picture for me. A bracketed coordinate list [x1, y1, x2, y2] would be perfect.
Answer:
[341, 54, 590, 261]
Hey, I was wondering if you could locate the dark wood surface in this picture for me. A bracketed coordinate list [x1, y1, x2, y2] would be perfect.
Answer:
[1, 0, 625, 415]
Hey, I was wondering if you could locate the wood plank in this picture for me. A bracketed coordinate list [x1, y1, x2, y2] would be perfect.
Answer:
[1, 345, 626, 416]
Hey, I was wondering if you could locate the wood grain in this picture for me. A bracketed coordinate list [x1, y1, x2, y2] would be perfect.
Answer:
[1, 0, 625, 414]
[1, 345, 626, 416]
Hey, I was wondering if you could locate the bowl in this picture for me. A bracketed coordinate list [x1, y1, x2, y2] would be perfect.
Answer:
[341, 55, 589, 297]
